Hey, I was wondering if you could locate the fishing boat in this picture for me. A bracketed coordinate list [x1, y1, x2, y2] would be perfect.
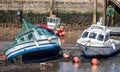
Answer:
[4, 19, 61, 62]
[36, 14, 65, 36]
[77, 24, 120, 58]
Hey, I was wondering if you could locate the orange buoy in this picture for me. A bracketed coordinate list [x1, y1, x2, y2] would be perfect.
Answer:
[59, 33, 62, 36]
[73, 57, 79, 63]
[61, 31, 65, 36]
[2, 55, 6, 61]
[91, 58, 99, 65]
[60, 28, 64, 32]
[63, 52, 70, 59]
[54, 30, 58, 34]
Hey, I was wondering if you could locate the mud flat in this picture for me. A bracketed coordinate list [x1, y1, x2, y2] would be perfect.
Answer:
[1, 30, 120, 72]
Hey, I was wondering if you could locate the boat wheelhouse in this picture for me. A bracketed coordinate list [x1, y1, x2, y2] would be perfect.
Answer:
[47, 15, 61, 30]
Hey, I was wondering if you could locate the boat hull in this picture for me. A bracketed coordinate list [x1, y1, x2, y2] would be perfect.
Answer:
[77, 43, 120, 58]
[5, 40, 61, 61]
[22, 48, 60, 63]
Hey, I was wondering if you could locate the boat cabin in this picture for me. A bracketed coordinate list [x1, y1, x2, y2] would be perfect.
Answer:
[47, 15, 61, 30]
[81, 25, 110, 43]
[17, 27, 52, 44]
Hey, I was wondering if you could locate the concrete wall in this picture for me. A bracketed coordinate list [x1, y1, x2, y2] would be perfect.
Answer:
[0, 0, 104, 13]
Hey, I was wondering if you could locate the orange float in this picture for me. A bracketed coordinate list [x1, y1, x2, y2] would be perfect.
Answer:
[91, 58, 99, 65]
[73, 57, 79, 63]
[61, 31, 65, 36]
[2, 55, 6, 61]
[60, 28, 64, 32]
[54, 30, 58, 34]
[63, 52, 70, 59]
[59, 33, 62, 36]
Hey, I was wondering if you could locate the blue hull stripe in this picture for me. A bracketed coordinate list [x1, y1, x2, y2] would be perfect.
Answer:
[7, 45, 59, 60]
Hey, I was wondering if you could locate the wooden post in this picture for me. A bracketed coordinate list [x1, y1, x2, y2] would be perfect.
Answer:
[111, 14, 115, 26]
[50, 0, 54, 16]
[93, 0, 97, 24]
[103, 0, 107, 26]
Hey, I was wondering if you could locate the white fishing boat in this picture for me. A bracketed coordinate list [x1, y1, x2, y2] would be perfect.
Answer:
[77, 24, 120, 58]
[4, 19, 61, 61]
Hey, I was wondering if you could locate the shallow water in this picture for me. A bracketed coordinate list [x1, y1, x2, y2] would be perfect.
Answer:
[40, 57, 120, 72]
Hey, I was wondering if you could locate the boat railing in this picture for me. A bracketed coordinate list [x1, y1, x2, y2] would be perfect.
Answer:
[108, 27, 120, 33]
[108, 27, 120, 36]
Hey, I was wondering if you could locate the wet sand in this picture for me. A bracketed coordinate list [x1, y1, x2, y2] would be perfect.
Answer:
[1, 46, 120, 72]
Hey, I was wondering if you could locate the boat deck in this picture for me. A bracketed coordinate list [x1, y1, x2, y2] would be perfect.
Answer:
[108, 27, 120, 36]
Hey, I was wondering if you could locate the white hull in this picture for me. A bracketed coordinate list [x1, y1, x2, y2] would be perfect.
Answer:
[77, 43, 120, 57]
[5, 39, 60, 60]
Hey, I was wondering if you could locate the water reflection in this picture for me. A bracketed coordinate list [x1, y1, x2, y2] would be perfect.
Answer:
[59, 62, 74, 72]
[38, 56, 120, 72]
[60, 37, 65, 44]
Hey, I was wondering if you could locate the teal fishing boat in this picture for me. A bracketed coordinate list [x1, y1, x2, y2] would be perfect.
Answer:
[4, 19, 61, 62]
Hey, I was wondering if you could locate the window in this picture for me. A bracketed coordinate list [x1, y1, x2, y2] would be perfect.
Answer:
[105, 34, 109, 42]
[28, 33, 34, 40]
[47, 18, 50, 22]
[53, 19, 55, 23]
[19, 37, 25, 43]
[37, 30, 43, 35]
[50, 18, 53, 23]
[89, 32, 97, 39]
[97, 34, 104, 41]
[41, 30, 47, 35]
[56, 19, 60, 25]
[82, 31, 89, 38]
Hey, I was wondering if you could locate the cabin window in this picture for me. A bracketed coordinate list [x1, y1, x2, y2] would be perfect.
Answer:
[37, 30, 43, 35]
[19, 37, 25, 43]
[41, 30, 48, 35]
[89, 32, 97, 39]
[47, 18, 55, 23]
[105, 34, 109, 42]
[97, 34, 104, 41]
[54, 19, 56, 23]
[47, 18, 49, 22]
[28, 33, 34, 40]
[50, 18, 54, 23]
[82, 31, 89, 38]
[56, 19, 60, 24]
